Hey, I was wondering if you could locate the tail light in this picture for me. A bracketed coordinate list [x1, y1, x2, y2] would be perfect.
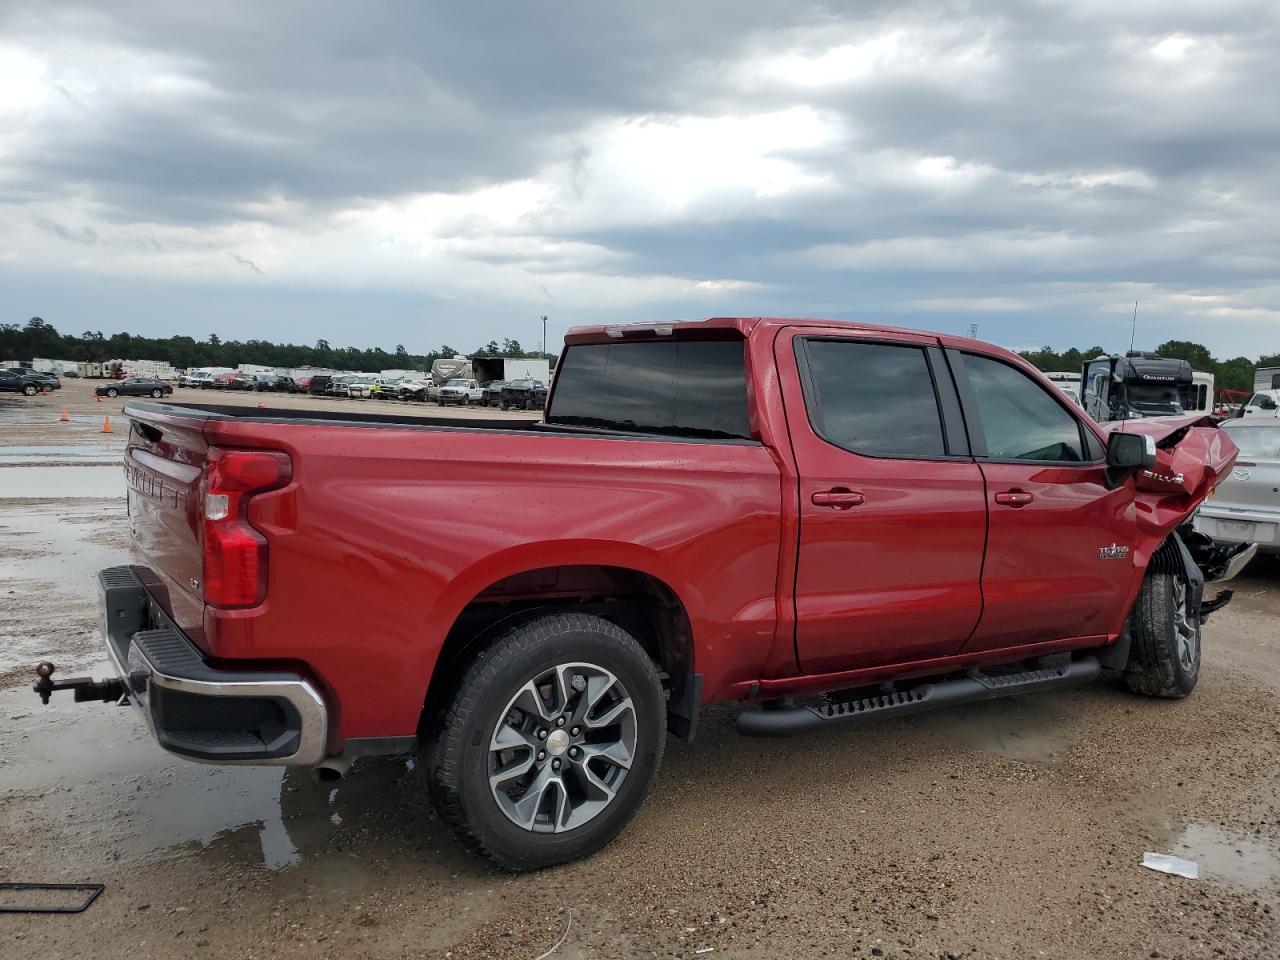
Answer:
[202, 447, 292, 607]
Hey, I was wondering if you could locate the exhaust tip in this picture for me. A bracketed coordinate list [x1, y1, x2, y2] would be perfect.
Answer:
[312, 756, 352, 782]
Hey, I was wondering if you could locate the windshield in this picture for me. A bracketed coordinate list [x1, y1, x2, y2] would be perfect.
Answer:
[1123, 383, 1184, 415]
[1226, 425, 1280, 459]
[446, 379, 469, 387]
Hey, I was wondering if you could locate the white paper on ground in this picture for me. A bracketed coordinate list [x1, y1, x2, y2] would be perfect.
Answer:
[1141, 852, 1200, 879]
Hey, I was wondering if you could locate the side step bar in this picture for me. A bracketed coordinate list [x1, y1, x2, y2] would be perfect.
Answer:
[737, 656, 1101, 737]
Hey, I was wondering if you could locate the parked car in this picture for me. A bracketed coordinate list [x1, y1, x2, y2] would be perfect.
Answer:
[306, 375, 332, 396]
[436, 377, 483, 406]
[37, 317, 1247, 873]
[1193, 420, 1280, 560]
[206, 372, 237, 390]
[180, 371, 215, 388]
[500, 378, 547, 411]
[0, 369, 42, 395]
[1240, 390, 1279, 419]
[294, 376, 313, 392]
[482, 380, 508, 407]
[392, 378, 432, 402]
[348, 376, 398, 399]
[254, 375, 298, 393]
[326, 375, 359, 398]
[94, 377, 172, 399]
[6, 367, 60, 391]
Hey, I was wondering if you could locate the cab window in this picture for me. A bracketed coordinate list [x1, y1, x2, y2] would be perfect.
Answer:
[962, 354, 1087, 462]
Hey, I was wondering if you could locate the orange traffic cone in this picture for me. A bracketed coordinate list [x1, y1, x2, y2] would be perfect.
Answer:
[101, 415, 112, 434]
[59, 407, 69, 422]
[96, 394, 102, 403]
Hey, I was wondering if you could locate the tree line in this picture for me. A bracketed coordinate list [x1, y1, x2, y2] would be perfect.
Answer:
[1016, 339, 1279, 393]
[2, 317, 1275, 391]
[0, 318, 556, 373]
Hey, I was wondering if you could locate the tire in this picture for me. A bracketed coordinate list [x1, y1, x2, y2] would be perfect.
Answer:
[106, 388, 118, 398]
[424, 613, 666, 872]
[151, 389, 163, 398]
[23, 384, 37, 396]
[1124, 572, 1200, 698]
[500, 401, 508, 411]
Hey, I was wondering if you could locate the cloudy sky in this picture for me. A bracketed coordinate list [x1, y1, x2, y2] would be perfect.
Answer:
[1, 1, 1278, 358]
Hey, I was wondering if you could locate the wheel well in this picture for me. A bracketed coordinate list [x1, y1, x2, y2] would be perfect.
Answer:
[421, 565, 695, 735]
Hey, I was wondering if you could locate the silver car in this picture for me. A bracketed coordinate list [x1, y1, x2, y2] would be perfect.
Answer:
[1194, 420, 1280, 555]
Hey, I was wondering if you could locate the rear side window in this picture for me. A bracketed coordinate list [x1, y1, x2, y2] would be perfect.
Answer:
[547, 340, 750, 439]
[798, 340, 947, 458]
[962, 354, 1086, 462]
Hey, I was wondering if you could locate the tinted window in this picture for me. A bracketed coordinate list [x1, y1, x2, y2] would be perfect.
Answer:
[548, 340, 750, 439]
[963, 354, 1085, 462]
[799, 340, 946, 458]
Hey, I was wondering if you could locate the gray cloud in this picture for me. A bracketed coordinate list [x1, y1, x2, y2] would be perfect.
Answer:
[1, 0, 1278, 356]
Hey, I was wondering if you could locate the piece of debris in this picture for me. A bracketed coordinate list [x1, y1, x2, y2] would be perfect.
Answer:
[1141, 852, 1199, 879]
[695, 949, 715, 955]
[533, 908, 573, 960]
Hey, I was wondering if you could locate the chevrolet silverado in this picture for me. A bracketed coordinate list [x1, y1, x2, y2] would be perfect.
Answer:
[34, 317, 1252, 871]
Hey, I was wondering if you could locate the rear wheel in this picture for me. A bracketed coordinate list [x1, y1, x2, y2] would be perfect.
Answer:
[1124, 572, 1200, 698]
[424, 613, 665, 871]
[151, 388, 163, 398]
[23, 384, 37, 396]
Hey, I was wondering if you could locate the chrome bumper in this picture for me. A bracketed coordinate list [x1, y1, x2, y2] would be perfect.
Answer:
[100, 566, 328, 766]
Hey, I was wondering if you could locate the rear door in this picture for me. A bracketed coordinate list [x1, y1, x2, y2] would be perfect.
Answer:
[779, 328, 988, 674]
[950, 351, 1136, 652]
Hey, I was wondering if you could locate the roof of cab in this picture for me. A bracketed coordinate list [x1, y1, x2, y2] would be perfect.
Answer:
[563, 316, 1006, 354]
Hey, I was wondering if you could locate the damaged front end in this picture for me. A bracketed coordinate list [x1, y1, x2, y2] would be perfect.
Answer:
[1100, 415, 1252, 619]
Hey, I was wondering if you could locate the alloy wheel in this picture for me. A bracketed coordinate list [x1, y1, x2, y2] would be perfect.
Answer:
[488, 662, 637, 834]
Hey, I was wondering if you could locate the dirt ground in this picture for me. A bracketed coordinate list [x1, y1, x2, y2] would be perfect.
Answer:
[2, 382, 1278, 960]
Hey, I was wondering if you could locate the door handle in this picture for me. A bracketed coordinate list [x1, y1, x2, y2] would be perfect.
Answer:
[812, 489, 865, 509]
[994, 490, 1033, 507]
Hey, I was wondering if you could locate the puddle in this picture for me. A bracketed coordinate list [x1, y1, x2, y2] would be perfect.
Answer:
[0, 683, 435, 874]
[908, 696, 1078, 762]
[0, 501, 131, 586]
[0, 465, 125, 499]
[0, 444, 122, 465]
[1172, 823, 1280, 894]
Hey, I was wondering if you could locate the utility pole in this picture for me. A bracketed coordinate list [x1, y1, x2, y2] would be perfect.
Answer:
[967, 322, 978, 340]
[541, 315, 547, 357]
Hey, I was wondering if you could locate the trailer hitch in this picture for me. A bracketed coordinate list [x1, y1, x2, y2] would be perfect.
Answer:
[32, 662, 128, 706]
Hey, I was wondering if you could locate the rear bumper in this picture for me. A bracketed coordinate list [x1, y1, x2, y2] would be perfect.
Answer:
[100, 566, 328, 766]
[1194, 508, 1280, 548]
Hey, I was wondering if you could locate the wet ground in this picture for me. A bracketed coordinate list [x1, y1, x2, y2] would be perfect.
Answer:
[2, 383, 1279, 959]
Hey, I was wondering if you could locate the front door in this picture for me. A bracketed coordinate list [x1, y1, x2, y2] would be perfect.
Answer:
[778, 329, 989, 675]
[950, 351, 1138, 652]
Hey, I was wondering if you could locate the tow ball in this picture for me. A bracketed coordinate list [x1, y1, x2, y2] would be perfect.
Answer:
[32, 662, 128, 706]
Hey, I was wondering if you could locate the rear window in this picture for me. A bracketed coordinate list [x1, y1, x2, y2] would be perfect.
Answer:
[547, 339, 751, 440]
[1226, 425, 1280, 459]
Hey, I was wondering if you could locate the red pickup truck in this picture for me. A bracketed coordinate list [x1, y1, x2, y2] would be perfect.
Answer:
[35, 317, 1252, 871]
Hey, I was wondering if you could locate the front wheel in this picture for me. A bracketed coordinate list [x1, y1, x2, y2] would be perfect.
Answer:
[1124, 572, 1200, 698]
[424, 613, 665, 871]
[106, 388, 119, 398]
[151, 388, 163, 398]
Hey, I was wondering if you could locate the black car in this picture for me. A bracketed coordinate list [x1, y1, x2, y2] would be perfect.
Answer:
[95, 377, 173, 399]
[483, 380, 508, 407]
[307, 375, 333, 396]
[255, 375, 298, 392]
[0, 369, 44, 395]
[499, 378, 547, 411]
[5, 367, 60, 391]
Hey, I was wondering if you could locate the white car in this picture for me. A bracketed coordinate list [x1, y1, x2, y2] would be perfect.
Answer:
[181, 371, 215, 388]
[1193, 419, 1280, 560]
[1240, 389, 1279, 419]
[392, 378, 433, 401]
[436, 378, 483, 406]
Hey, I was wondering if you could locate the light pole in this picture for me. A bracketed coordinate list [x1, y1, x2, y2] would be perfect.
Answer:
[541, 315, 547, 357]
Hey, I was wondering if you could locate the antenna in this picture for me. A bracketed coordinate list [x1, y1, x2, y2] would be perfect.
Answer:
[1128, 300, 1138, 353]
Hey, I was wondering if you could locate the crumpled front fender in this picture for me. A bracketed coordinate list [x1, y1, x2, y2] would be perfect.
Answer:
[1098, 416, 1239, 550]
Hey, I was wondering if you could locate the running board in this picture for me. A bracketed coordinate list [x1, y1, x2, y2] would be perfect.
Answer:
[736, 656, 1101, 737]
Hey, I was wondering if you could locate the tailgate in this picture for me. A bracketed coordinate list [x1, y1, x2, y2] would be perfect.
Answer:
[123, 406, 210, 640]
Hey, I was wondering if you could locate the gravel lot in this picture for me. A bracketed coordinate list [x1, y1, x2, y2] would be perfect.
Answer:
[2, 381, 1278, 959]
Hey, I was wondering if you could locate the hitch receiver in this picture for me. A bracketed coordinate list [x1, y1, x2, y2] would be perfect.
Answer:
[32, 661, 127, 706]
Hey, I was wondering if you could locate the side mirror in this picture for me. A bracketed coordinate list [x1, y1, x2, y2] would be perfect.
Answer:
[1107, 431, 1157, 470]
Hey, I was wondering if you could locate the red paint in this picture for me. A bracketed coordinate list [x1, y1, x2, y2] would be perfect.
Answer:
[120, 318, 1236, 754]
